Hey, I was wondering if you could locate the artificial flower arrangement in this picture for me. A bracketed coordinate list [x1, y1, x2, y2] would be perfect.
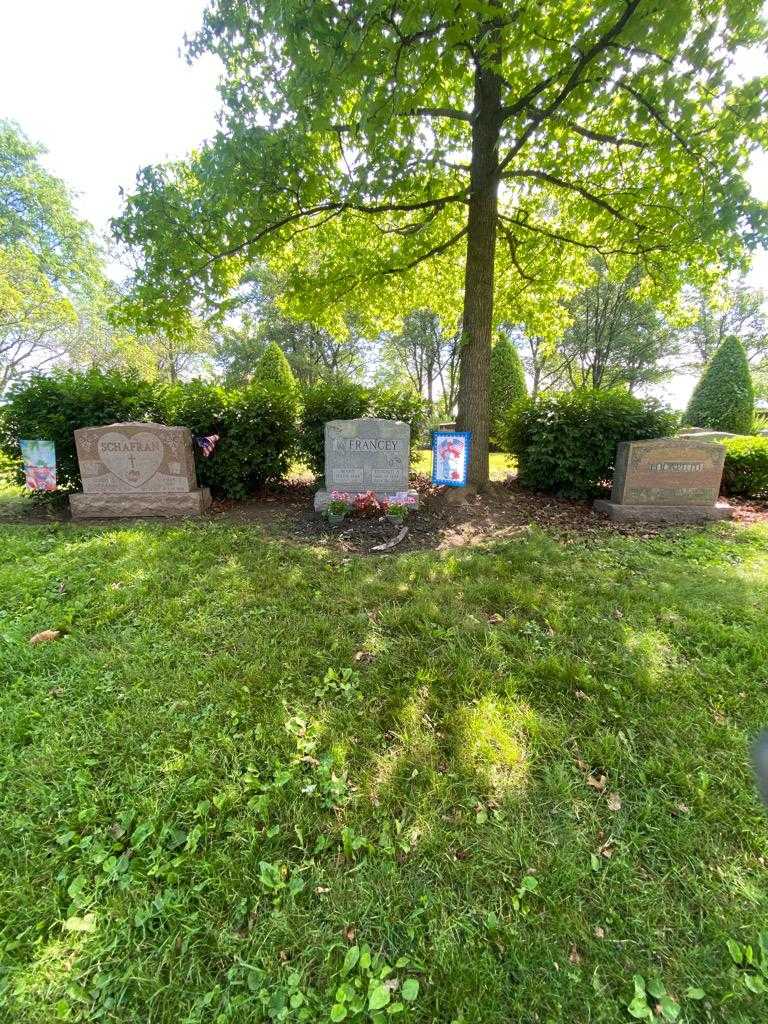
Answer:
[382, 494, 417, 523]
[326, 490, 352, 524]
[324, 490, 417, 527]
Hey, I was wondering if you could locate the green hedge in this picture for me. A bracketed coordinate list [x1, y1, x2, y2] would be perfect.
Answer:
[506, 389, 678, 499]
[159, 380, 298, 498]
[299, 378, 426, 477]
[721, 436, 768, 498]
[1, 371, 425, 497]
[685, 336, 754, 434]
[489, 336, 527, 449]
[0, 370, 298, 499]
[0, 371, 161, 491]
[0, 446, 19, 483]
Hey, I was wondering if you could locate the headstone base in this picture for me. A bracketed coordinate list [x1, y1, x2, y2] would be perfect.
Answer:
[314, 488, 419, 512]
[70, 487, 212, 520]
[593, 499, 733, 524]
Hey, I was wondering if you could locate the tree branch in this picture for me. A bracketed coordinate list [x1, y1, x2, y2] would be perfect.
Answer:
[497, 0, 644, 173]
[556, 117, 647, 149]
[408, 106, 472, 122]
[617, 82, 697, 157]
[498, 222, 535, 281]
[502, 170, 634, 223]
[498, 212, 665, 256]
[381, 225, 468, 275]
[193, 190, 469, 268]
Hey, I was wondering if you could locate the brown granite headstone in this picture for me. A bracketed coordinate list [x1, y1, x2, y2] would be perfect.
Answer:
[594, 437, 732, 523]
[69, 423, 211, 519]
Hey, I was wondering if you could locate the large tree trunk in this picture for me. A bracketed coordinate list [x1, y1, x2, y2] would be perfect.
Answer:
[455, 54, 503, 491]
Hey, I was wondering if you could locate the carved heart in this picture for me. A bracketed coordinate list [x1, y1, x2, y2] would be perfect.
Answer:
[97, 431, 164, 488]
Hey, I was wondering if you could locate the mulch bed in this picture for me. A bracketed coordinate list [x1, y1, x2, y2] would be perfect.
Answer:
[4, 474, 767, 555]
[207, 474, 768, 555]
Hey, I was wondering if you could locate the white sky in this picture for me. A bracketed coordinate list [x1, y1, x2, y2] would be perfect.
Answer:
[1, 0, 766, 408]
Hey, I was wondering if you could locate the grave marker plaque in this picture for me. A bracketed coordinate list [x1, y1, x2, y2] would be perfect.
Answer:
[594, 437, 732, 523]
[314, 418, 418, 511]
[69, 422, 211, 519]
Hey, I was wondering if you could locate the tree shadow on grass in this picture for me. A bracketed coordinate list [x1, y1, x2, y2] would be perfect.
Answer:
[1, 520, 767, 1022]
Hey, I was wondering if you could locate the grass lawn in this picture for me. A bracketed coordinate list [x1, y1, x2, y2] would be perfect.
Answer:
[1, 517, 767, 1022]
[410, 450, 514, 479]
[286, 452, 515, 482]
[0, 482, 32, 520]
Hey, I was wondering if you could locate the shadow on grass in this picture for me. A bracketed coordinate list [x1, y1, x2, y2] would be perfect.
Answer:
[1, 520, 767, 1023]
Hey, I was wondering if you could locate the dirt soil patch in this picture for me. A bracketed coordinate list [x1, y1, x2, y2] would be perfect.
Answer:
[208, 474, 768, 554]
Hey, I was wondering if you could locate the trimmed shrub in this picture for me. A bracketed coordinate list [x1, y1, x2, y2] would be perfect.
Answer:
[0, 370, 160, 490]
[685, 336, 754, 434]
[299, 378, 369, 476]
[369, 385, 427, 446]
[506, 389, 677, 499]
[299, 379, 424, 477]
[0, 371, 298, 499]
[1, 369, 422, 496]
[721, 435, 768, 498]
[160, 379, 298, 498]
[254, 342, 297, 392]
[490, 336, 527, 448]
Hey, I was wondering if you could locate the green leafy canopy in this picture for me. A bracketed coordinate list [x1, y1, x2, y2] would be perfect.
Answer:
[113, 1, 768, 339]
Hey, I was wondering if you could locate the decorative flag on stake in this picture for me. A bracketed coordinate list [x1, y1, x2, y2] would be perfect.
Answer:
[20, 440, 57, 491]
[194, 434, 220, 458]
[431, 430, 471, 487]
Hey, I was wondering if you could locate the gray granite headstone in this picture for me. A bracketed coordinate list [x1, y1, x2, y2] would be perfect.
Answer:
[314, 418, 418, 511]
[594, 436, 732, 523]
[69, 422, 211, 519]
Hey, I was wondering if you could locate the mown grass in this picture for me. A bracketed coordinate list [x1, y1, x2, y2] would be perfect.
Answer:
[1, 518, 767, 1023]
[286, 451, 515, 481]
[410, 450, 514, 479]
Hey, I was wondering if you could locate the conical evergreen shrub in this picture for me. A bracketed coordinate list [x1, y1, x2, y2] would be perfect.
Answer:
[685, 336, 753, 434]
[254, 342, 297, 391]
[489, 336, 527, 447]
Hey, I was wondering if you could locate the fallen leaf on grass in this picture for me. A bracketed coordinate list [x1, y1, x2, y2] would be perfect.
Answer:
[30, 629, 63, 645]
[606, 792, 622, 812]
[598, 840, 616, 859]
[587, 773, 607, 793]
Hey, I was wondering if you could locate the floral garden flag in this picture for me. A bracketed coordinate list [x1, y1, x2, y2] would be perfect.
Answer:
[432, 431, 471, 487]
[20, 439, 57, 491]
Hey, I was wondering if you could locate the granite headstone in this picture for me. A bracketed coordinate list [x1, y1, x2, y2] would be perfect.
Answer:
[69, 422, 211, 519]
[594, 437, 732, 523]
[314, 418, 418, 511]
